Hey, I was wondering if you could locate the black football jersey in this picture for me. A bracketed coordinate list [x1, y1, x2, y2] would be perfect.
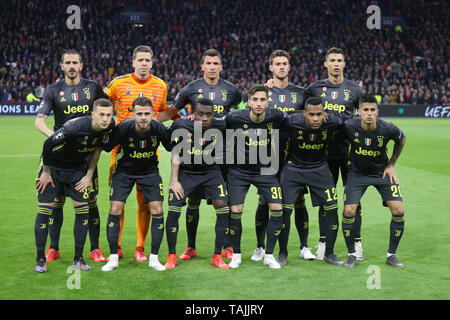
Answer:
[104, 118, 171, 175]
[169, 117, 226, 172]
[225, 108, 287, 173]
[42, 116, 115, 169]
[38, 78, 107, 130]
[284, 113, 343, 168]
[344, 118, 404, 175]
[173, 78, 243, 117]
[268, 83, 305, 114]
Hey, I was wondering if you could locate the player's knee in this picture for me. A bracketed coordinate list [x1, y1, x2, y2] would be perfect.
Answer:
[110, 201, 124, 215]
[149, 202, 163, 215]
[343, 205, 357, 217]
[212, 199, 228, 208]
[54, 195, 66, 203]
[268, 203, 283, 211]
[188, 198, 201, 205]
[390, 204, 404, 215]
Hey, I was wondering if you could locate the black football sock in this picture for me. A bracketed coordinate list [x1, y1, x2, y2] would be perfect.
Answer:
[49, 201, 64, 251]
[265, 209, 283, 255]
[166, 206, 182, 254]
[294, 200, 309, 249]
[35, 205, 52, 261]
[342, 214, 356, 254]
[354, 203, 362, 242]
[230, 211, 242, 254]
[150, 213, 164, 255]
[214, 206, 230, 254]
[185, 203, 199, 249]
[388, 213, 405, 255]
[73, 204, 89, 260]
[255, 201, 269, 249]
[88, 202, 100, 251]
[279, 205, 293, 255]
[323, 205, 339, 256]
[106, 213, 121, 255]
[318, 205, 327, 244]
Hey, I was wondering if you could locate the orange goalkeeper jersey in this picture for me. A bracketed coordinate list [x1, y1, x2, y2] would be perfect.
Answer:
[105, 73, 168, 123]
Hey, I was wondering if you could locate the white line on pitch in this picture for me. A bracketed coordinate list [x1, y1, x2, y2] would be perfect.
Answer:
[0, 154, 40, 158]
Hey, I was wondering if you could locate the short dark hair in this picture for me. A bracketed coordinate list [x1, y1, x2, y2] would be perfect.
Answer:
[325, 47, 344, 60]
[132, 96, 153, 111]
[304, 97, 323, 109]
[61, 49, 82, 63]
[269, 50, 290, 65]
[133, 45, 153, 59]
[359, 93, 378, 107]
[248, 85, 268, 98]
[93, 98, 113, 111]
[201, 48, 222, 64]
[193, 97, 214, 112]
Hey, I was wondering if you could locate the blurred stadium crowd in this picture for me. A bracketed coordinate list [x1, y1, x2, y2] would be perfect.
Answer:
[0, 0, 448, 105]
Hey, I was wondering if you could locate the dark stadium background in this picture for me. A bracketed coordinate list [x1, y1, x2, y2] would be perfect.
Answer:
[0, 0, 448, 106]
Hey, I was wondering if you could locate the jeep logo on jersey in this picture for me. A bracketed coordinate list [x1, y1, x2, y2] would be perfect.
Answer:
[209, 92, 215, 100]
[365, 138, 372, 146]
[72, 93, 78, 101]
[331, 91, 338, 99]
[279, 95, 286, 103]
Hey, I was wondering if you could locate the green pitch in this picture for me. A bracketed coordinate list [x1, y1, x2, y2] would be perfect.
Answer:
[0, 117, 448, 300]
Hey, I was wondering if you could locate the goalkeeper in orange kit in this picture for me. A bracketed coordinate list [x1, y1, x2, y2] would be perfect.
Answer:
[105, 45, 180, 261]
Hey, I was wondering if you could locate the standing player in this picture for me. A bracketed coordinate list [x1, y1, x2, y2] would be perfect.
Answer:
[34, 99, 115, 272]
[305, 47, 364, 259]
[225, 85, 287, 269]
[280, 97, 344, 266]
[252, 50, 315, 265]
[35, 49, 108, 263]
[341, 94, 406, 268]
[165, 98, 231, 270]
[164, 49, 245, 261]
[101, 97, 172, 271]
[105, 45, 179, 262]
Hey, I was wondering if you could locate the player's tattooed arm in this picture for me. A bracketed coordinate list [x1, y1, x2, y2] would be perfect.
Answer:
[169, 153, 184, 200]
[383, 134, 406, 184]
[36, 165, 55, 194]
[75, 148, 101, 192]
[35, 113, 53, 137]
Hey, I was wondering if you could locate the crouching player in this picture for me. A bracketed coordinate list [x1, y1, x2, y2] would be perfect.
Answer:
[34, 98, 115, 272]
[101, 97, 172, 271]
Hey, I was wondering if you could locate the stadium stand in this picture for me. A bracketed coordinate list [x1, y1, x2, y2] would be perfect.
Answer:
[0, 0, 448, 105]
